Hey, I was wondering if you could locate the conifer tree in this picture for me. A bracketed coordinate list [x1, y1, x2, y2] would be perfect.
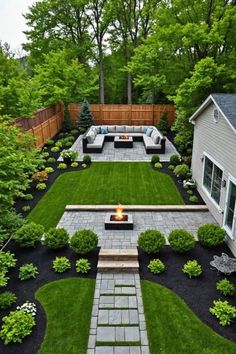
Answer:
[77, 99, 94, 128]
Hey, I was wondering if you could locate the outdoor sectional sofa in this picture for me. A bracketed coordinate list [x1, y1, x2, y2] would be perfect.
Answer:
[82, 125, 166, 154]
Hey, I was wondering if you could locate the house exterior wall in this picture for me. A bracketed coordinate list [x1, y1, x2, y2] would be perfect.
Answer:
[191, 102, 236, 255]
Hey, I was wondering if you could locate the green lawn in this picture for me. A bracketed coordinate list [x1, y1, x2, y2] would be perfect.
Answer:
[141, 280, 236, 354]
[28, 162, 183, 229]
[35, 278, 95, 354]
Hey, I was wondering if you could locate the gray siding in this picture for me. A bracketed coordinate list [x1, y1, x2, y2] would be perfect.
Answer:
[191, 102, 236, 254]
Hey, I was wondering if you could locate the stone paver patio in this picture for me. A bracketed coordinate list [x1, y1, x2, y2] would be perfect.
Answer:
[58, 135, 178, 162]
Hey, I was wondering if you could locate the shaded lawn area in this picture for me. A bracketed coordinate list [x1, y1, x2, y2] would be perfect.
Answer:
[28, 162, 184, 229]
[141, 281, 236, 354]
[35, 278, 95, 354]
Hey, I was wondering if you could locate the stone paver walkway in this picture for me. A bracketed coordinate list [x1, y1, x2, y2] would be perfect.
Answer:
[58, 210, 216, 249]
[87, 273, 149, 354]
[58, 135, 178, 162]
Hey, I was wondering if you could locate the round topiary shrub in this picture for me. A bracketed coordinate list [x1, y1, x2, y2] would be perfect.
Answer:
[43, 228, 69, 249]
[138, 229, 165, 254]
[148, 259, 165, 274]
[70, 230, 98, 254]
[174, 164, 190, 180]
[170, 154, 181, 166]
[168, 229, 195, 252]
[83, 155, 91, 164]
[197, 224, 226, 247]
[13, 222, 44, 248]
[151, 155, 160, 164]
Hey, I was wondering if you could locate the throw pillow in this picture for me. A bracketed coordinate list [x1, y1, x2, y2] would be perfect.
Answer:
[146, 127, 153, 137]
[151, 130, 156, 139]
[101, 127, 108, 134]
[96, 126, 101, 134]
[143, 126, 148, 133]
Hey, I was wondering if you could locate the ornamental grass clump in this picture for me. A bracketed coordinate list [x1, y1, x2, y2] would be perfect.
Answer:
[43, 227, 69, 249]
[209, 300, 236, 326]
[197, 224, 225, 247]
[70, 230, 98, 254]
[216, 278, 235, 296]
[13, 222, 44, 248]
[168, 229, 195, 253]
[76, 259, 91, 274]
[182, 260, 202, 278]
[53, 256, 71, 273]
[148, 259, 165, 274]
[138, 229, 165, 254]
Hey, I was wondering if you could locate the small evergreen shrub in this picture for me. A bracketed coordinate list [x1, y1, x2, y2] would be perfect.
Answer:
[23, 194, 33, 201]
[0, 291, 17, 310]
[53, 257, 71, 273]
[174, 164, 190, 180]
[83, 155, 91, 164]
[57, 163, 67, 169]
[157, 111, 169, 135]
[45, 139, 54, 146]
[43, 228, 69, 249]
[13, 222, 44, 247]
[0, 251, 17, 272]
[32, 171, 48, 182]
[22, 206, 31, 212]
[79, 127, 86, 134]
[51, 146, 60, 153]
[209, 300, 236, 326]
[151, 155, 160, 164]
[168, 164, 175, 171]
[19, 263, 39, 280]
[70, 230, 98, 254]
[197, 224, 225, 247]
[189, 195, 198, 203]
[182, 260, 202, 278]
[138, 229, 165, 254]
[82, 163, 87, 168]
[154, 162, 163, 169]
[71, 162, 79, 168]
[77, 99, 95, 128]
[76, 259, 91, 273]
[148, 259, 165, 274]
[168, 229, 195, 252]
[45, 167, 54, 173]
[170, 154, 181, 166]
[216, 279, 235, 296]
[36, 183, 47, 190]
[47, 157, 56, 164]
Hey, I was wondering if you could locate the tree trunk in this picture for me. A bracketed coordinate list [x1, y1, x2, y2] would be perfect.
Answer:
[127, 73, 132, 104]
[99, 45, 105, 104]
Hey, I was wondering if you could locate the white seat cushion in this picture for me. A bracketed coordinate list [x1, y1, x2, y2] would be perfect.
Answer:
[116, 125, 126, 133]
[87, 134, 105, 148]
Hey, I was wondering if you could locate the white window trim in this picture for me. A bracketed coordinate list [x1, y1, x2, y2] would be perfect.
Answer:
[223, 174, 236, 239]
[202, 152, 224, 208]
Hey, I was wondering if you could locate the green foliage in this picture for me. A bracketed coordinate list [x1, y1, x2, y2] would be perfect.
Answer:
[78, 99, 95, 128]
[157, 111, 169, 135]
[76, 259, 91, 274]
[0, 291, 17, 310]
[22, 205, 31, 212]
[187, 189, 193, 195]
[53, 256, 71, 273]
[138, 229, 165, 254]
[63, 104, 72, 131]
[182, 260, 202, 278]
[0, 210, 25, 247]
[197, 224, 226, 247]
[51, 146, 60, 153]
[70, 230, 98, 255]
[168, 229, 195, 253]
[43, 227, 69, 249]
[154, 162, 162, 169]
[83, 155, 91, 164]
[71, 162, 79, 168]
[0, 251, 17, 272]
[0, 309, 36, 344]
[36, 182, 47, 190]
[13, 222, 44, 247]
[168, 164, 175, 171]
[170, 154, 181, 166]
[32, 170, 48, 182]
[0, 271, 9, 288]
[82, 163, 87, 168]
[23, 193, 34, 201]
[174, 164, 190, 180]
[151, 155, 160, 164]
[57, 163, 67, 170]
[47, 157, 56, 164]
[45, 139, 54, 146]
[216, 279, 235, 297]
[19, 263, 39, 280]
[189, 195, 198, 203]
[210, 300, 236, 326]
[71, 129, 78, 135]
[148, 259, 165, 274]
[61, 150, 78, 161]
[45, 167, 54, 174]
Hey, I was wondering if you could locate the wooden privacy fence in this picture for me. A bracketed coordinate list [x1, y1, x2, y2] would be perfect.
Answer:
[69, 104, 175, 127]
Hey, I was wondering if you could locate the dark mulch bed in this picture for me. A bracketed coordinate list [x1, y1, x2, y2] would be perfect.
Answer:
[139, 243, 236, 342]
[0, 242, 99, 354]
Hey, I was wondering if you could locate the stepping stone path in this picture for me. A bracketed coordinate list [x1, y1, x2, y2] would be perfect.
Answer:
[87, 272, 149, 354]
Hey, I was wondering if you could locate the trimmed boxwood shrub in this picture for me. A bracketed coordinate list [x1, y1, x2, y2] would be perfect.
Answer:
[13, 222, 44, 247]
[197, 224, 226, 247]
[70, 230, 98, 254]
[83, 155, 91, 164]
[43, 227, 69, 249]
[170, 154, 181, 166]
[151, 155, 160, 164]
[138, 229, 165, 254]
[168, 229, 195, 253]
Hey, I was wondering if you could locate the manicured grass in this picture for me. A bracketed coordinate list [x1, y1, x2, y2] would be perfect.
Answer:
[141, 280, 236, 354]
[35, 278, 95, 354]
[28, 162, 183, 229]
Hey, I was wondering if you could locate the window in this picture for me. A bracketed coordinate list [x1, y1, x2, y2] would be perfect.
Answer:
[203, 156, 222, 205]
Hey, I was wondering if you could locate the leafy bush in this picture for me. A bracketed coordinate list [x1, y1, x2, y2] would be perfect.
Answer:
[182, 260, 202, 278]
[174, 164, 190, 180]
[154, 162, 163, 169]
[209, 300, 236, 326]
[45, 139, 54, 146]
[53, 256, 71, 273]
[170, 154, 181, 166]
[138, 229, 165, 254]
[51, 146, 60, 153]
[157, 111, 169, 135]
[71, 162, 79, 168]
[45, 167, 54, 173]
[61, 150, 78, 161]
[70, 230, 98, 254]
[83, 155, 91, 164]
[82, 163, 87, 168]
[187, 189, 193, 195]
[76, 258, 91, 273]
[0, 291, 17, 310]
[57, 163, 67, 169]
[22, 205, 31, 212]
[0, 251, 17, 272]
[197, 224, 225, 247]
[168, 229, 195, 252]
[0, 309, 36, 344]
[41, 152, 49, 158]
[47, 157, 56, 164]
[168, 164, 175, 171]
[64, 141, 72, 147]
[23, 193, 33, 201]
[71, 129, 78, 134]
[148, 259, 165, 274]
[151, 155, 160, 164]
[13, 222, 44, 247]
[79, 127, 87, 134]
[0, 271, 9, 288]
[216, 278, 235, 296]
[189, 195, 198, 203]
[32, 171, 48, 182]
[0, 211, 25, 247]
[55, 140, 63, 148]
[19, 263, 39, 280]
[43, 227, 69, 249]
[36, 182, 47, 190]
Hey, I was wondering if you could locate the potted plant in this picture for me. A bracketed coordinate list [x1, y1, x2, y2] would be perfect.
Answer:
[60, 150, 78, 164]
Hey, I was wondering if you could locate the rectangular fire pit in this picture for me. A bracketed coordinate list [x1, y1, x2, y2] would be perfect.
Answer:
[105, 213, 133, 230]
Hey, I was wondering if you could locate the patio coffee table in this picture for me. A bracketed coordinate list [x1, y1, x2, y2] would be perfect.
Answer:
[114, 136, 133, 148]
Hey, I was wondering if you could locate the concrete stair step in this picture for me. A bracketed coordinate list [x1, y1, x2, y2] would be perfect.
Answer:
[98, 260, 139, 273]
[97, 326, 140, 342]
[95, 346, 142, 353]
[99, 248, 138, 262]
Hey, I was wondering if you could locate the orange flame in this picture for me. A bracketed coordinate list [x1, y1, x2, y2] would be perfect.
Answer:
[115, 204, 124, 221]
